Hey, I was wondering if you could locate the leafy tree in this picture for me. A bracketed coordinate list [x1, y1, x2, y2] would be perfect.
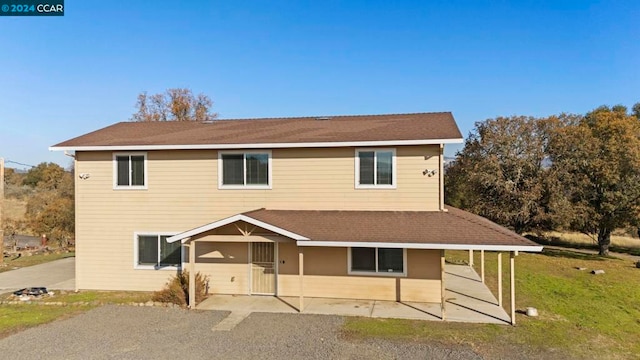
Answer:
[3, 168, 23, 187]
[22, 162, 69, 192]
[23, 163, 74, 247]
[632, 102, 640, 119]
[26, 193, 74, 248]
[445, 116, 563, 234]
[131, 88, 217, 122]
[548, 106, 640, 255]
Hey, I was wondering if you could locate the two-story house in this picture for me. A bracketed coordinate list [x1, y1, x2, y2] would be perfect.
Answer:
[51, 112, 541, 314]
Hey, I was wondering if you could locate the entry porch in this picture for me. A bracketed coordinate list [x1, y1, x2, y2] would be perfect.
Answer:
[197, 263, 510, 324]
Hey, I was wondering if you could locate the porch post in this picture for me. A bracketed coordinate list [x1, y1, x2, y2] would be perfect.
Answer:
[510, 251, 516, 325]
[480, 250, 485, 283]
[497, 252, 503, 307]
[189, 240, 196, 309]
[440, 249, 446, 321]
[298, 246, 304, 312]
[468, 249, 474, 266]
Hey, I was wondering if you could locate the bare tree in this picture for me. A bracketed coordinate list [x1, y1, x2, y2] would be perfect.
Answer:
[131, 88, 217, 122]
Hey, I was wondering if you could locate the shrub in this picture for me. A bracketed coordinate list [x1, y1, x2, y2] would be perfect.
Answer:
[151, 271, 209, 307]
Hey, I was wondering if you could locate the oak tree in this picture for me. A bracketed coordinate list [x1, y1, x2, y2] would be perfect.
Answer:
[445, 116, 566, 234]
[548, 105, 640, 255]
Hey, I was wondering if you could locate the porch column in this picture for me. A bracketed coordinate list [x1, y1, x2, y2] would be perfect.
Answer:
[480, 250, 485, 283]
[497, 252, 503, 307]
[188, 240, 196, 309]
[440, 249, 446, 321]
[510, 251, 516, 325]
[468, 249, 474, 266]
[298, 247, 304, 312]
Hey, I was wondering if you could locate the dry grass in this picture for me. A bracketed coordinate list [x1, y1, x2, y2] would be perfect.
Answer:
[2, 197, 27, 221]
[0, 252, 75, 273]
[543, 231, 640, 249]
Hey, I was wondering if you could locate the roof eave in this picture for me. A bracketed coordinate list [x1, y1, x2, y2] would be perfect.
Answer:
[296, 241, 543, 252]
[49, 138, 464, 152]
[167, 214, 310, 243]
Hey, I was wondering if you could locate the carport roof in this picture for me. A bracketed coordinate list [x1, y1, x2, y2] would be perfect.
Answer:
[168, 206, 542, 252]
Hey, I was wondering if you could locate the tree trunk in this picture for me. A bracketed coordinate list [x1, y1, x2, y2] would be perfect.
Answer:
[597, 227, 612, 256]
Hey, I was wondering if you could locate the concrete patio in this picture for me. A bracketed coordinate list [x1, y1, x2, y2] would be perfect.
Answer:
[198, 264, 510, 326]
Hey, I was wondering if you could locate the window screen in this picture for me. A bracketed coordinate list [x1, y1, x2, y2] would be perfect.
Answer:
[138, 235, 158, 265]
[358, 151, 375, 185]
[116, 156, 130, 186]
[131, 156, 145, 186]
[222, 154, 244, 185]
[351, 247, 376, 272]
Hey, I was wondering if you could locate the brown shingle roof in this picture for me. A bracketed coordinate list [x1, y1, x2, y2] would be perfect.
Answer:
[51, 112, 462, 149]
[240, 206, 540, 250]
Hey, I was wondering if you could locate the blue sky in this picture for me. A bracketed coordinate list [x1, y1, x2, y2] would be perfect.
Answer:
[1, 0, 638, 169]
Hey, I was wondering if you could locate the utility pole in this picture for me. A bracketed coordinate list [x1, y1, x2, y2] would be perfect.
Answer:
[0, 157, 4, 264]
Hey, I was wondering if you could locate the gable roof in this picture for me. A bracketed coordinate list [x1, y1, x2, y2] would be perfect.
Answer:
[168, 207, 542, 252]
[50, 112, 463, 151]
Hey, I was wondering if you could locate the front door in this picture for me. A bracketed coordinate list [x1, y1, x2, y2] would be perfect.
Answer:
[251, 242, 276, 295]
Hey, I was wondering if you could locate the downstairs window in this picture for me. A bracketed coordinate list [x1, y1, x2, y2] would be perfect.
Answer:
[349, 247, 405, 275]
[135, 234, 181, 269]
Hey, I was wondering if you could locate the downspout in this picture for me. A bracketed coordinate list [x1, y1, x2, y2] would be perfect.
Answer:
[439, 144, 445, 211]
[65, 151, 79, 291]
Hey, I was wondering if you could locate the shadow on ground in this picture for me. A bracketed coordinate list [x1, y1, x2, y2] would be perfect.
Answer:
[539, 248, 606, 261]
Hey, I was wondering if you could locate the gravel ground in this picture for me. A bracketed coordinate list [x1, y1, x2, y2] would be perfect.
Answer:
[0, 306, 481, 359]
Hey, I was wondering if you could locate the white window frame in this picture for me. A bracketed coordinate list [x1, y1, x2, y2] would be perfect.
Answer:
[218, 150, 273, 190]
[354, 148, 397, 189]
[133, 232, 182, 270]
[347, 247, 407, 277]
[113, 152, 148, 190]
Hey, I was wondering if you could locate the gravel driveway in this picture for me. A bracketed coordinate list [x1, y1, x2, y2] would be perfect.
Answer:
[0, 306, 481, 359]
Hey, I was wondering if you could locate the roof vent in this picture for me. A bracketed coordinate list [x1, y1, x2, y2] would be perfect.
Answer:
[315, 116, 331, 121]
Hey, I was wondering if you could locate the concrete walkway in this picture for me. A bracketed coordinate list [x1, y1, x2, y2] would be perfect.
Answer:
[198, 264, 510, 329]
[0, 257, 75, 295]
[444, 264, 510, 323]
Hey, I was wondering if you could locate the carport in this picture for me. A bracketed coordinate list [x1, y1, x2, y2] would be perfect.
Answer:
[168, 206, 542, 325]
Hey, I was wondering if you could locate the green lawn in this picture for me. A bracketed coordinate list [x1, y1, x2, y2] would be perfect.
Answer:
[0, 252, 75, 273]
[343, 249, 640, 359]
[0, 291, 153, 338]
[0, 304, 92, 338]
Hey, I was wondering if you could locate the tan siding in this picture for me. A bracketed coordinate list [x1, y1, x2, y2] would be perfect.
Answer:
[276, 246, 441, 302]
[195, 242, 249, 295]
[407, 249, 442, 279]
[399, 278, 441, 303]
[74, 146, 441, 291]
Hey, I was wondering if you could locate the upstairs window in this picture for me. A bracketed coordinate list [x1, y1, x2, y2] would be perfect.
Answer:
[355, 149, 395, 188]
[114, 153, 147, 189]
[135, 234, 181, 269]
[219, 151, 271, 189]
